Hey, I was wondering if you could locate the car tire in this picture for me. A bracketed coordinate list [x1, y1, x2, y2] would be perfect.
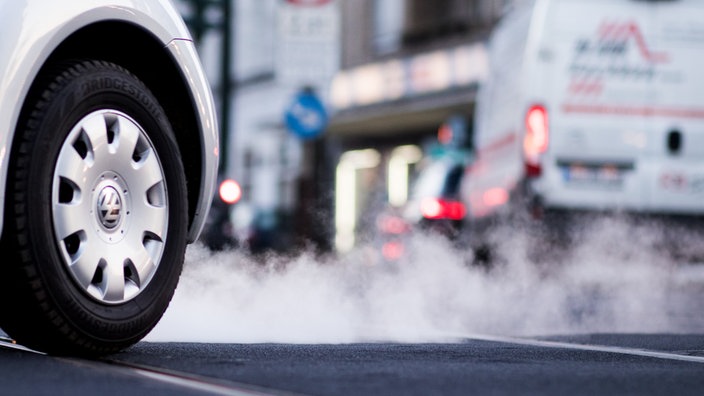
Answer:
[0, 60, 188, 356]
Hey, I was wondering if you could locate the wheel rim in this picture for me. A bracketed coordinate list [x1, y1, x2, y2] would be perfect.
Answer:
[52, 110, 168, 304]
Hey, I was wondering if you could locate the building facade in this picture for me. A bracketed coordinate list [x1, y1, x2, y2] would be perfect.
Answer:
[178, 0, 510, 253]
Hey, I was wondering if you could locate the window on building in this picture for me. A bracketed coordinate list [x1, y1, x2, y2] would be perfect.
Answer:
[373, 0, 507, 53]
[373, 0, 406, 54]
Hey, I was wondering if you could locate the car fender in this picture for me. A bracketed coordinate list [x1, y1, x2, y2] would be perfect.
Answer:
[0, 0, 218, 242]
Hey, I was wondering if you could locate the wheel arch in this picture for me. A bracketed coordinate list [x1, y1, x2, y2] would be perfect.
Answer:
[19, 21, 210, 241]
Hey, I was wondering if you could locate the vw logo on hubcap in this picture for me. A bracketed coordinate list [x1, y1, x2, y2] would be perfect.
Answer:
[97, 186, 122, 229]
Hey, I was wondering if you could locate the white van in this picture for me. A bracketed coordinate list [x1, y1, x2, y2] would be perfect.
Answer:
[463, 0, 704, 243]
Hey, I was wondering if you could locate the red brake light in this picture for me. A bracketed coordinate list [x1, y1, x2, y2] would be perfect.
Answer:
[483, 188, 509, 208]
[219, 179, 242, 204]
[524, 104, 549, 176]
[420, 198, 466, 220]
[377, 215, 410, 235]
[382, 241, 405, 261]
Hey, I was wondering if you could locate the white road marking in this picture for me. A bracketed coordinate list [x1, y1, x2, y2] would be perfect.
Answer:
[452, 332, 704, 364]
[63, 358, 277, 396]
[0, 338, 45, 354]
[0, 339, 272, 396]
[127, 368, 270, 396]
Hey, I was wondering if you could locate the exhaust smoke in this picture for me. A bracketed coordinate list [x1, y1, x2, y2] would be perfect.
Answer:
[147, 217, 704, 343]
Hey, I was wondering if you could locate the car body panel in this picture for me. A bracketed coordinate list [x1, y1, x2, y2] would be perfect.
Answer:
[0, 0, 218, 242]
[166, 39, 220, 242]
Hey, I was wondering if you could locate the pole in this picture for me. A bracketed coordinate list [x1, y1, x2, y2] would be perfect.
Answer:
[219, 0, 232, 175]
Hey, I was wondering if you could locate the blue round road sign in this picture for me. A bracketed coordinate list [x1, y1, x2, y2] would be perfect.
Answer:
[284, 90, 328, 140]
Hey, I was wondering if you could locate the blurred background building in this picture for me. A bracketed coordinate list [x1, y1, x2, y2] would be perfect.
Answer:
[176, 0, 511, 254]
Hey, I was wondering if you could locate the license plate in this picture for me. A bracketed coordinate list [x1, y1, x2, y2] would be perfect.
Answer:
[561, 163, 625, 188]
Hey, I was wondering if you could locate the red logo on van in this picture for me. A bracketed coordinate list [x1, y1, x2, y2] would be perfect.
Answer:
[575, 22, 669, 64]
[597, 22, 669, 63]
[569, 21, 669, 95]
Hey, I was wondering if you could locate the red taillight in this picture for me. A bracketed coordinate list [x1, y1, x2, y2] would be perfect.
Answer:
[377, 215, 411, 235]
[219, 179, 242, 204]
[382, 241, 405, 261]
[483, 188, 509, 208]
[420, 198, 466, 220]
[524, 104, 549, 177]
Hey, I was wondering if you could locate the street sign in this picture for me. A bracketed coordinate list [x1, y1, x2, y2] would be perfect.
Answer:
[277, 0, 339, 86]
[284, 89, 328, 140]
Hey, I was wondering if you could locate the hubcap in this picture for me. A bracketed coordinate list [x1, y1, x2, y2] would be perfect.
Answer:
[52, 110, 168, 304]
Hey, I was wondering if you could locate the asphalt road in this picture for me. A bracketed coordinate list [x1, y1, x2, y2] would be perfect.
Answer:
[3, 334, 704, 395]
[3, 236, 704, 395]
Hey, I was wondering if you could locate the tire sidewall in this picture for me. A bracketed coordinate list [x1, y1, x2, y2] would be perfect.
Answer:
[20, 63, 187, 341]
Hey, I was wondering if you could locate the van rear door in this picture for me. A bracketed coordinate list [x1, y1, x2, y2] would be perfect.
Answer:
[645, 0, 704, 214]
[535, 0, 704, 214]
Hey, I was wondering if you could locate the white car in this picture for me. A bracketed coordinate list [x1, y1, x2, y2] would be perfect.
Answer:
[0, 0, 218, 355]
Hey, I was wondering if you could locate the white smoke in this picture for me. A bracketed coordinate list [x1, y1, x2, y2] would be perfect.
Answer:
[146, 218, 704, 343]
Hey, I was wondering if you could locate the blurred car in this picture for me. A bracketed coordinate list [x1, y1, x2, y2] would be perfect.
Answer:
[377, 154, 468, 262]
[404, 156, 467, 237]
[0, 0, 218, 356]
